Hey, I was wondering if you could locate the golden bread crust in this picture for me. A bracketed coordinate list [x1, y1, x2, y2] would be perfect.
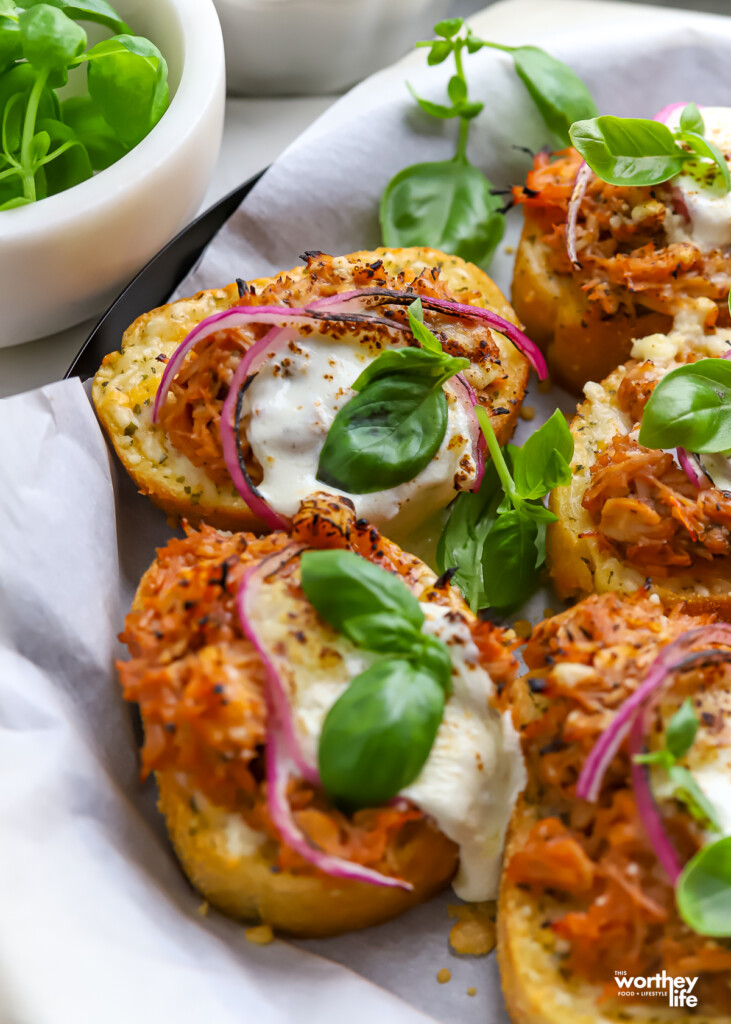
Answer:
[93, 246, 529, 531]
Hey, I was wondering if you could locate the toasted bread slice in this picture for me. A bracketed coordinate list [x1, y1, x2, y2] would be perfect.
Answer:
[547, 362, 731, 616]
[93, 247, 529, 531]
[119, 495, 520, 937]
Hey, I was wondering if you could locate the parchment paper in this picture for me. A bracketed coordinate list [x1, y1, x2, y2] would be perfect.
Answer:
[5, 3, 731, 1022]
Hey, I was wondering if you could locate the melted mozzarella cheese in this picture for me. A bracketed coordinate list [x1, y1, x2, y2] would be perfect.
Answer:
[664, 106, 731, 251]
[242, 331, 476, 540]
[283, 601, 525, 902]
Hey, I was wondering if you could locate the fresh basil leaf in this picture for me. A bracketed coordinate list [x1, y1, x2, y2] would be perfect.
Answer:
[0, 1, 16, 15]
[511, 409, 574, 500]
[18, 4, 86, 69]
[2, 87, 24, 152]
[677, 836, 731, 937]
[436, 458, 502, 611]
[353, 346, 467, 391]
[570, 115, 687, 187]
[666, 697, 699, 760]
[28, 126, 49, 162]
[318, 659, 444, 809]
[511, 45, 598, 148]
[518, 499, 557, 525]
[447, 74, 467, 106]
[427, 39, 451, 65]
[34, 116, 91, 193]
[380, 159, 505, 270]
[667, 763, 722, 832]
[300, 549, 424, 639]
[338, 612, 423, 655]
[0, 62, 58, 122]
[19, 0, 130, 33]
[407, 296, 443, 354]
[317, 373, 448, 494]
[0, 15, 21, 71]
[676, 130, 731, 192]
[418, 633, 453, 694]
[61, 93, 125, 169]
[638, 358, 731, 453]
[434, 17, 462, 38]
[86, 34, 169, 148]
[482, 510, 540, 611]
[680, 102, 704, 135]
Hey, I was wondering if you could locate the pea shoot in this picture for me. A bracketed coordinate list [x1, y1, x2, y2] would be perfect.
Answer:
[380, 18, 597, 269]
[0, 0, 169, 210]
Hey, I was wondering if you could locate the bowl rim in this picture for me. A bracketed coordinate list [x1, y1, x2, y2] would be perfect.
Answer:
[0, 0, 224, 240]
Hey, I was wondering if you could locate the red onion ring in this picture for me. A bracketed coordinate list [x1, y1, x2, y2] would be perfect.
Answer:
[628, 703, 682, 884]
[266, 725, 412, 890]
[565, 162, 592, 270]
[576, 624, 731, 803]
[220, 327, 293, 531]
[152, 301, 408, 423]
[236, 543, 319, 783]
[676, 447, 705, 490]
[237, 543, 413, 889]
[451, 373, 485, 491]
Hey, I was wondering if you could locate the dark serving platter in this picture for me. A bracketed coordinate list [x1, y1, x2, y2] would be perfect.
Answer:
[64, 170, 264, 381]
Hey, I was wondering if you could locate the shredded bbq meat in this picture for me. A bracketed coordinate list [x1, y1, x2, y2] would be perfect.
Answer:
[502, 594, 731, 1011]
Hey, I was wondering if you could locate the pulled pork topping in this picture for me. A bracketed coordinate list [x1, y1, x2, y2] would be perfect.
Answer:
[503, 594, 731, 1011]
[581, 360, 731, 572]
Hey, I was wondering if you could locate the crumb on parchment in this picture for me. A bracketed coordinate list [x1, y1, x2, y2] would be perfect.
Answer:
[437, 968, 451, 984]
[245, 924, 274, 946]
[448, 901, 497, 956]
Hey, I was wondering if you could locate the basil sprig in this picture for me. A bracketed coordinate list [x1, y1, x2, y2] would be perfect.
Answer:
[634, 698, 722, 832]
[638, 357, 731, 453]
[677, 836, 731, 937]
[0, 0, 168, 209]
[316, 299, 468, 494]
[380, 19, 597, 267]
[570, 104, 731, 191]
[300, 549, 452, 809]
[437, 407, 573, 611]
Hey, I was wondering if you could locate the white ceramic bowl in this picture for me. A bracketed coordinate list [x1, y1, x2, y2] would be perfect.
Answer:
[0, 0, 225, 348]
[214, 0, 451, 97]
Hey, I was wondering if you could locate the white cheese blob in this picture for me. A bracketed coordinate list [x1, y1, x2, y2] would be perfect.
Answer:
[664, 106, 731, 251]
[630, 302, 731, 366]
[241, 331, 476, 539]
[284, 601, 526, 902]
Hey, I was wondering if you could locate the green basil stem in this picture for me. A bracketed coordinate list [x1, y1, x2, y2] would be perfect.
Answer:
[474, 405, 519, 505]
[453, 42, 470, 162]
[19, 66, 48, 200]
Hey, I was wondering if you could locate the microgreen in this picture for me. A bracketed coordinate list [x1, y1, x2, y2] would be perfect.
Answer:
[316, 298, 469, 494]
[570, 105, 731, 192]
[638, 358, 731, 453]
[437, 407, 573, 612]
[380, 19, 597, 268]
[634, 699, 722, 832]
[300, 549, 452, 808]
[677, 836, 731, 937]
[0, 0, 168, 209]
